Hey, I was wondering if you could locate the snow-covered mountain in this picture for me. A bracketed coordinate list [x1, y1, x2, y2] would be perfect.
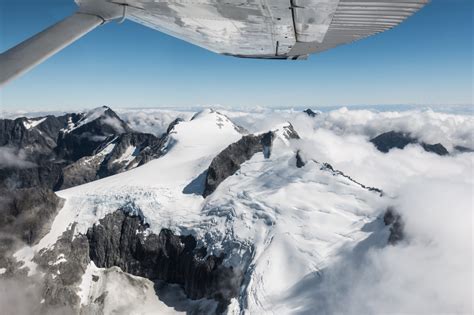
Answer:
[0, 106, 174, 191]
[0, 107, 472, 315]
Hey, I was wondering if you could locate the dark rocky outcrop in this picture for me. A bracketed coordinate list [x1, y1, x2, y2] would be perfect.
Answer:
[370, 131, 417, 153]
[370, 131, 449, 156]
[0, 161, 66, 190]
[0, 114, 80, 159]
[167, 117, 184, 134]
[0, 187, 64, 245]
[203, 124, 300, 197]
[454, 145, 474, 153]
[296, 150, 306, 168]
[0, 106, 178, 192]
[294, 149, 382, 194]
[320, 162, 383, 194]
[279, 123, 300, 141]
[303, 109, 318, 117]
[0, 187, 65, 286]
[59, 132, 167, 190]
[383, 208, 404, 245]
[55, 107, 132, 162]
[34, 224, 90, 313]
[86, 210, 243, 312]
[421, 143, 449, 156]
[203, 132, 272, 197]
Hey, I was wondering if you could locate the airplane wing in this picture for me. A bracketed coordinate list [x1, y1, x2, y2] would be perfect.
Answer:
[0, 0, 429, 86]
[122, 0, 430, 59]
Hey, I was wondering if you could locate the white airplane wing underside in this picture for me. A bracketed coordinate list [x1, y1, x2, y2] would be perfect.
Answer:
[120, 0, 429, 59]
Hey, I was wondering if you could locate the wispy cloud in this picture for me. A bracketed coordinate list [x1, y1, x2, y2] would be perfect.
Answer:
[0, 147, 36, 169]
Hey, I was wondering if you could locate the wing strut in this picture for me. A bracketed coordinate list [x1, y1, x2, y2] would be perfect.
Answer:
[0, 13, 104, 87]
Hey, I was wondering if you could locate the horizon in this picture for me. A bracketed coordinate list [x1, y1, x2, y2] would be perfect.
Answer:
[1, 103, 473, 120]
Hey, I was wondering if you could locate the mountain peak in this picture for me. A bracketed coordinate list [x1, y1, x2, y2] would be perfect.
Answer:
[62, 106, 130, 135]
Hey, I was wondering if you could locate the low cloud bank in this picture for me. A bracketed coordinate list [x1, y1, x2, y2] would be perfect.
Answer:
[223, 107, 474, 151]
[281, 114, 473, 314]
[281, 174, 472, 315]
[117, 109, 194, 136]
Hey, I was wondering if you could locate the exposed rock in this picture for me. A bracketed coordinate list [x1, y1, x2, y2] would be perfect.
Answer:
[370, 131, 417, 153]
[296, 150, 306, 168]
[34, 224, 90, 313]
[0, 161, 66, 190]
[370, 131, 449, 156]
[261, 131, 275, 158]
[0, 107, 181, 192]
[383, 208, 404, 245]
[58, 154, 107, 190]
[56, 106, 132, 162]
[59, 132, 167, 190]
[203, 133, 273, 197]
[303, 108, 318, 117]
[278, 123, 300, 141]
[0, 114, 80, 159]
[421, 143, 449, 156]
[203, 124, 300, 197]
[0, 187, 64, 245]
[86, 210, 243, 312]
[320, 162, 383, 194]
[454, 145, 474, 153]
[167, 117, 184, 134]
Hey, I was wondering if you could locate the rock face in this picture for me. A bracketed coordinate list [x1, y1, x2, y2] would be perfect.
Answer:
[384, 208, 404, 245]
[0, 114, 80, 158]
[55, 107, 132, 162]
[278, 123, 300, 141]
[320, 162, 383, 194]
[303, 108, 318, 117]
[59, 132, 167, 190]
[203, 132, 272, 197]
[0, 187, 64, 245]
[421, 143, 449, 156]
[34, 224, 90, 313]
[370, 131, 417, 153]
[294, 152, 383, 194]
[204, 124, 300, 197]
[370, 131, 449, 156]
[0, 162, 66, 191]
[86, 210, 242, 312]
[295, 150, 306, 168]
[0, 187, 64, 289]
[0, 106, 173, 191]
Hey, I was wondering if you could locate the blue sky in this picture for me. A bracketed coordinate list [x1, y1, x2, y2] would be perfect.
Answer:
[0, 0, 472, 110]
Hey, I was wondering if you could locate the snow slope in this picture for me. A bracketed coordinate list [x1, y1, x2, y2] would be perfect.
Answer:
[14, 109, 398, 314]
[35, 109, 242, 249]
[201, 136, 386, 313]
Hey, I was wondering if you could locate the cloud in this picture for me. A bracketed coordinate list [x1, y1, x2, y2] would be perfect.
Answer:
[277, 111, 473, 314]
[281, 175, 473, 315]
[0, 147, 36, 169]
[101, 116, 126, 134]
[116, 109, 195, 136]
[222, 107, 474, 151]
